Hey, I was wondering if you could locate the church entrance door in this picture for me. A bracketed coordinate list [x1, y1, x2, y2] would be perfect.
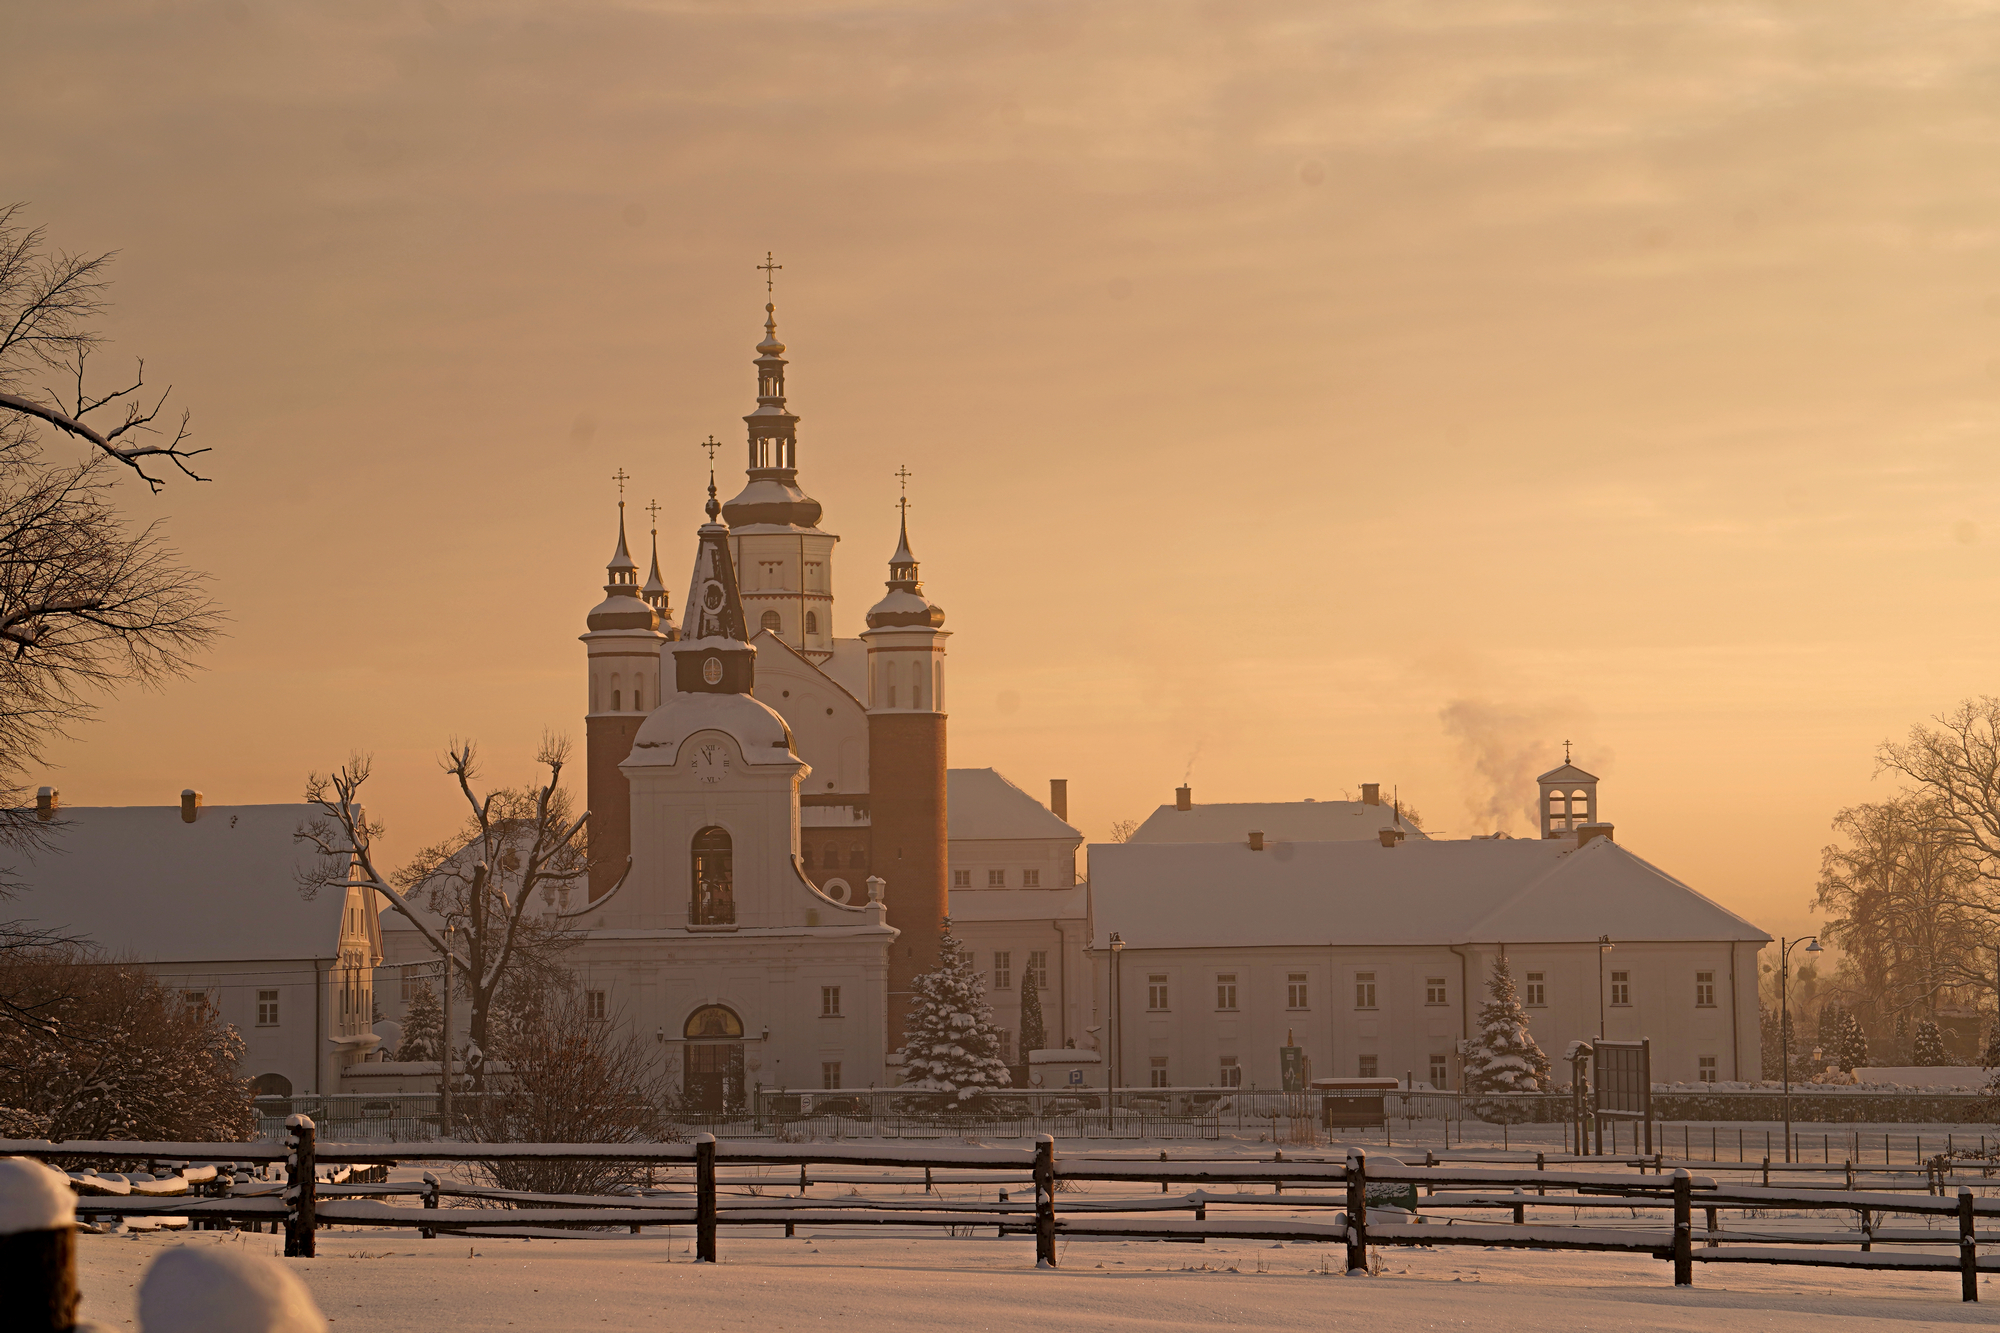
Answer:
[683, 1005, 746, 1114]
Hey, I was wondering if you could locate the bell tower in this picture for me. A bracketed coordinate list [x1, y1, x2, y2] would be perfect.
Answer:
[1537, 753, 1600, 839]
[860, 491, 950, 1043]
[581, 486, 667, 900]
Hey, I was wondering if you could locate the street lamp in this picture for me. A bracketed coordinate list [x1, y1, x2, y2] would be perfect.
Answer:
[1779, 935, 1822, 1163]
[1597, 935, 1614, 1037]
[1108, 932, 1125, 1095]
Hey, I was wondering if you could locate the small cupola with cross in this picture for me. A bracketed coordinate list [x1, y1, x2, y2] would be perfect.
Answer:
[1536, 743, 1600, 839]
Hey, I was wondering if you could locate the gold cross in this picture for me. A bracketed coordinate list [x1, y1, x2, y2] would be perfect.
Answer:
[757, 251, 782, 294]
[611, 467, 631, 499]
[645, 498, 662, 530]
[894, 464, 912, 518]
[699, 435, 722, 464]
[1563, 738, 1572, 764]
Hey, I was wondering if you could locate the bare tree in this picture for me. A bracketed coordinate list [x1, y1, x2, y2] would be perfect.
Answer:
[294, 737, 626, 1088]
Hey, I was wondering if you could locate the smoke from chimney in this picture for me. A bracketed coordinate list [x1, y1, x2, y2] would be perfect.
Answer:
[1439, 699, 1590, 835]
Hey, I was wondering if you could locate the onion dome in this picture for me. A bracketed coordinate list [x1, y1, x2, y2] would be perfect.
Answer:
[864, 510, 946, 629]
[721, 302, 825, 531]
[586, 502, 659, 632]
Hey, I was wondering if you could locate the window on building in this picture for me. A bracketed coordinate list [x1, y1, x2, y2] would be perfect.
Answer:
[1525, 972, 1546, 1006]
[691, 826, 735, 925]
[1219, 1055, 1241, 1087]
[952, 869, 971, 888]
[1028, 950, 1048, 989]
[1429, 1054, 1449, 1089]
[1358, 1054, 1379, 1079]
[257, 991, 279, 1026]
[612, 689, 621, 711]
[1287, 974, 1309, 1009]
[1425, 977, 1447, 1005]
[1695, 972, 1716, 1007]
[761, 610, 783, 633]
[822, 1062, 842, 1090]
[1000, 1029, 1015, 1062]
[633, 681, 644, 711]
[987, 869, 1006, 887]
[993, 953, 1012, 990]
[1148, 975, 1169, 1010]
[1610, 971, 1630, 1006]
[848, 849, 865, 869]
[821, 986, 842, 1017]
[805, 611, 818, 635]
[182, 989, 208, 1013]
[585, 990, 607, 1022]
[1354, 972, 1377, 1010]
[1216, 974, 1238, 1010]
[1023, 869, 1040, 887]
[1698, 1055, 1717, 1083]
[1150, 1056, 1169, 1088]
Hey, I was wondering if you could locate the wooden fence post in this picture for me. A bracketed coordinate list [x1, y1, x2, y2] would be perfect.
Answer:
[1345, 1149, 1369, 1275]
[1671, 1168, 1692, 1287]
[1705, 1205, 1719, 1248]
[1034, 1134, 1057, 1269]
[1960, 1186, 1978, 1303]
[695, 1134, 717, 1263]
[420, 1171, 439, 1240]
[283, 1115, 317, 1259]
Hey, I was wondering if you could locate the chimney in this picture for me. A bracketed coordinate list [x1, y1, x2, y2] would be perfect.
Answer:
[1361, 783, 1380, 806]
[35, 787, 57, 821]
[1175, 785, 1192, 812]
[1378, 827, 1400, 848]
[1578, 823, 1615, 848]
[1248, 830, 1265, 851]
[1049, 779, 1069, 823]
[180, 789, 202, 824]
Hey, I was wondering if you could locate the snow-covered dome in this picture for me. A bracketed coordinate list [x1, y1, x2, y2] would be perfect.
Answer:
[864, 515, 945, 629]
[586, 590, 659, 632]
[624, 688, 797, 768]
[723, 474, 822, 530]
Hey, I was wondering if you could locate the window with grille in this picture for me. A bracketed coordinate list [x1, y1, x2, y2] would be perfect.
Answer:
[1425, 977, 1447, 1005]
[1000, 1029, 1015, 1062]
[1698, 1055, 1717, 1082]
[1022, 869, 1040, 887]
[1215, 974, 1238, 1010]
[1354, 972, 1377, 1010]
[1147, 975, 1169, 1010]
[987, 869, 1006, 887]
[1358, 1054, 1379, 1078]
[257, 991, 279, 1026]
[1028, 950, 1048, 989]
[586, 990, 607, 1022]
[822, 1062, 841, 1090]
[952, 869, 971, 888]
[1287, 974, 1308, 1009]
[821, 986, 842, 1016]
[1149, 1056, 1169, 1088]
[1525, 972, 1546, 1006]
[1219, 1055, 1241, 1087]
[1429, 1054, 1449, 1089]
[993, 953, 1012, 990]
[1611, 971, 1630, 1006]
[1695, 972, 1716, 1007]
[805, 611, 818, 635]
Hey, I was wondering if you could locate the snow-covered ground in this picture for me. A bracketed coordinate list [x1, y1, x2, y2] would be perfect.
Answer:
[75, 1227, 2000, 1330]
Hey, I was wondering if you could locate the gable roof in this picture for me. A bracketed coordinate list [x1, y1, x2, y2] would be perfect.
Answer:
[1536, 763, 1599, 785]
[9, 805, 353, 963]
[1088, 836, 1766, 949]
[946, 769, 1081, 843]
[1128, 800, 1429, 845]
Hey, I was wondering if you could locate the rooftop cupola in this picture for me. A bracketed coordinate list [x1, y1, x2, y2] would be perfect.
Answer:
[586, 498, 659, 632]
[722, 297, 825, 531]
[865, 506, 946, 630]
[1537, 750, 1600, 839]
[675, 465, 757, 693]
[640, 500, 674, 633]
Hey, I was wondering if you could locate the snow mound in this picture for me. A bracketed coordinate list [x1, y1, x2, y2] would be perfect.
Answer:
[0, 1156, 75, 1233]
[138, 1246, 327, 1333]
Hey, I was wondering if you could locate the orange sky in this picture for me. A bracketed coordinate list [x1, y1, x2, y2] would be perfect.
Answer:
[10, 1, 2000, 947]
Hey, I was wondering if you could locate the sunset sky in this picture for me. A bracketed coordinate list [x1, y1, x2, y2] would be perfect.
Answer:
[10, 1, 2000, 945]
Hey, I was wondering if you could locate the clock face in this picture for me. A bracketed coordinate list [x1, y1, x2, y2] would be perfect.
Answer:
[693, 743, 731, 784]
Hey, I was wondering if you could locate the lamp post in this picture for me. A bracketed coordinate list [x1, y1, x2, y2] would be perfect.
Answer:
[1597, 935, 1614, 1037]
[1108, 932, 1125, 1095]
[1779, 935, 1821, 1164]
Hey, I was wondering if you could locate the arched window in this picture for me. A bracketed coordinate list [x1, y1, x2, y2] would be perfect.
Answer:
[633, 680, 643, 711]
[251, 1072, 292, 1099]
[691, 826, 735, 925]
[761, 610, 783, 634]
[684, 1005, 744, 1040]
[682, 1005, 746, 1113]
[613, 690, 622, 711]
[805, 611, 818, 635]
[886, 659, 899, 708]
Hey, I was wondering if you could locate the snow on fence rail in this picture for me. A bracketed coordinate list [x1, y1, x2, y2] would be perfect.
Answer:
[9, 1128, 1998, 1301]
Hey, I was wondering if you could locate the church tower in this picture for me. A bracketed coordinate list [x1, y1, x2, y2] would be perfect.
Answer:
[581, 499, 667, 900]
[860, 501, 950, 1042]
[722, 300, 840, 663]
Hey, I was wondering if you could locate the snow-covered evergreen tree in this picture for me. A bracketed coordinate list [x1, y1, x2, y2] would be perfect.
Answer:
[1816, 1004, 1870, 1073]
[1913, 1016, 1949, 1067]
[1457, 955, 1550, 1123]
[895, 922, 1012, 1100]
[397, 980, 443, 1062]
[1018, 968, 1047, 1060]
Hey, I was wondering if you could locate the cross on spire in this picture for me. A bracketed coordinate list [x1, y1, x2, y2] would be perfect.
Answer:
[757, 251, 782, 294]
[1563, 738, 1573, 764]
[699, 436, 722, 521]
[645, 498, 662, 531]
[611, 467, 631, 500]
[894, 464, 913, 520]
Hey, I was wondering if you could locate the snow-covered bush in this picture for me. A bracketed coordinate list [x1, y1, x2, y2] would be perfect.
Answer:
[1913, 1016, 1949, 1067]
[396, 979, 443, 1062]
[1457, 955, 1550, 1124]
[1017, 967, 1046, 1061]
[895, 922, 1011, 1101]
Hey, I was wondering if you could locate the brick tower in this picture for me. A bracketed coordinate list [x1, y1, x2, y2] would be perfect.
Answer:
[580, 499, 669, 900]
[861, 501, 950, 1045]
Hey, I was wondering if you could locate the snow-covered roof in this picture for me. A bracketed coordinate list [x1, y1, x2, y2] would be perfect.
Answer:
[946, 769, 1080, 843]
[1537, 763, 1599, 785]
[10, 805, 352, 963]
[1088, 836, 1766, 949]
[1127, 800, 1430, 845]
[625, 690, 799, 768]
[948, 885, 1087, 922]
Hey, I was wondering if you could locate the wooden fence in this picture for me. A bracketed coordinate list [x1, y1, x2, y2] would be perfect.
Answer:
[6, 1122, 1999, 1302]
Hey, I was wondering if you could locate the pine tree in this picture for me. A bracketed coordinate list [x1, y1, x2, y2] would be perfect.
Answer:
[1018, 967, 1047, 1061]
[1457, 955, 1551, 1124]
[1815, 1004, 1870, 1074]
[895, 922, 1013, 1101]
[1914, 1016, 1949, 1067]
[398, 980, 443, 1063]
